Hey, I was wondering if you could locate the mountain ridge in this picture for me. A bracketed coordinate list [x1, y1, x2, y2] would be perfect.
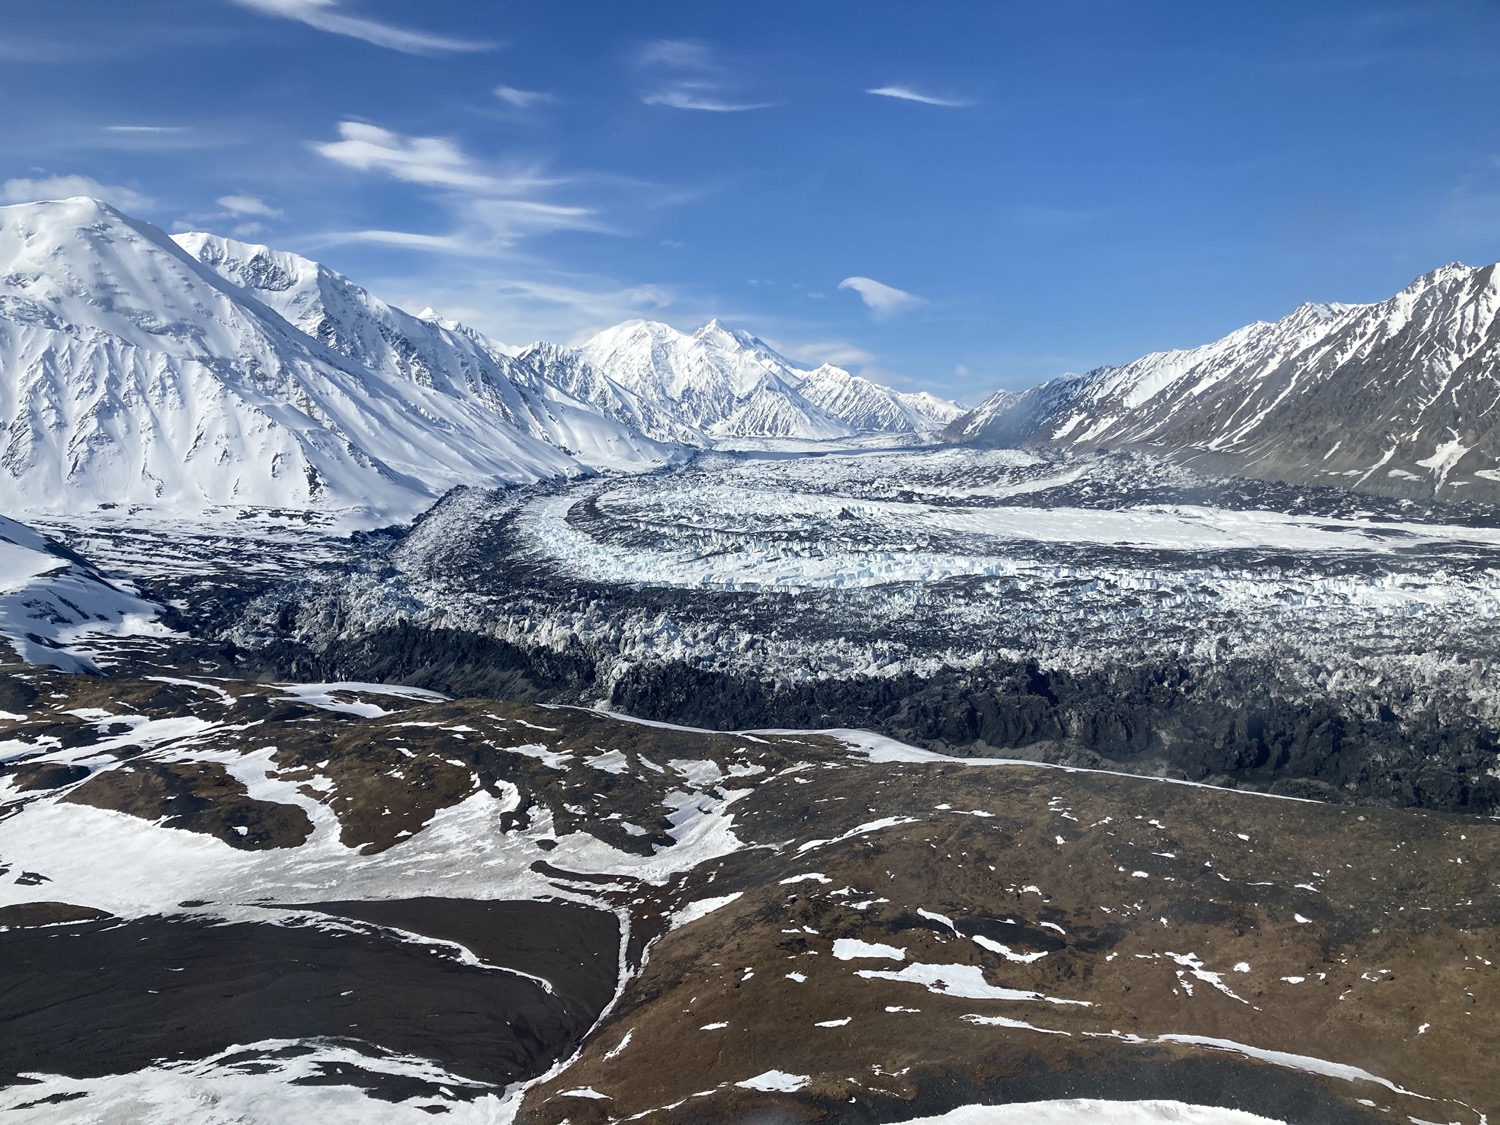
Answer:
[947, 259, 1500, 500]
[174, 231, 682, 476]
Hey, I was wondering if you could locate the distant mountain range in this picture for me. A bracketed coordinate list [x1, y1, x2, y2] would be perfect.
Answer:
[0, 197, 957, 522]
[532, 318, 959, 443]
[948, 263, 1500, 501]
[4, 195, 1500, 521]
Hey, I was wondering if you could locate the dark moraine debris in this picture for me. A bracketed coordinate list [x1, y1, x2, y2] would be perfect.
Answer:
[62, 760, 314, 849]
[0, 898, 620, 1090]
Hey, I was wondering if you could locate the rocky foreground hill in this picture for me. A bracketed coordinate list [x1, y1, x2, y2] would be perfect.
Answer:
[0, 661, 1494, 1122]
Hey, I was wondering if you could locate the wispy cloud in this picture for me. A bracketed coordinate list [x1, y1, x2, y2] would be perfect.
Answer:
[0, 35, 88, 63]
[466, 196, 604, 237]
[839, 276, 925, 318]
[228, 0, 492, 55]
[306, 118, 706, 345]
[0, 174, 151, 212]
[316, 121, 513, 192]
[494, 86, 554, 109]
[329, 229, 481, 254]
[379, 267, 677, 347]
[642, 89, 772, 113]
[783, 339, 879, 368]
[637, 38, 773, 113]
[867, 85, 975, 108]
[105, 124, 189, 135]
[635, 39, 713, 69]
[176, 194, 288, 239]
[86, 123, 234, 153]
[314, 120, 604, 247]
[217, 193, 283, 218]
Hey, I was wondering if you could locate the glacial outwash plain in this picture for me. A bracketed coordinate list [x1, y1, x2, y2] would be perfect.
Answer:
[1, 182, 1499, 1125]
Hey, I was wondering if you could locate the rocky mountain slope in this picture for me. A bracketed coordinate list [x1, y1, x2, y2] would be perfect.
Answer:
[950, 263, 1500, 501]
[0, 661, 1492, 1123]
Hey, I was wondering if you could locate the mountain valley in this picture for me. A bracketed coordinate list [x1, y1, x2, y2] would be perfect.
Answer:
[0, 197, 1498, 1123]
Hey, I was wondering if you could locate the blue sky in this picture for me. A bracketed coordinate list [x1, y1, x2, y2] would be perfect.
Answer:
[3, 1, 1499, 401]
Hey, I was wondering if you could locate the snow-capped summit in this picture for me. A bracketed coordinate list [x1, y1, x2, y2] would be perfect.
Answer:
[949, 261, 1500, 499]
[516, 339, 705, 446]
[577, 318, 826, 432]
[0, 197, 592, 522]
[525, 317, 959, 443]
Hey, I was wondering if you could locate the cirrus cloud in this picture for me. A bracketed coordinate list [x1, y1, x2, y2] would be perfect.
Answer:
[867, 85, 975, 108]
[316, 121, 509, 192]
[228, 0, 492, 55]
[642, 88, 773, 113]
[313, 121, 605, 248]
[637, 38, 774, 113]
[494, 86, 554, 109]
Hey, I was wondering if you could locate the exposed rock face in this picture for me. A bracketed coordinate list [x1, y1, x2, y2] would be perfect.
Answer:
[521, 759, 1498, 1124]
[948, 263, 1500, 502]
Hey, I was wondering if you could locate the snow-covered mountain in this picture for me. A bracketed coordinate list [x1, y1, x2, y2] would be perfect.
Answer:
[0, 196, 958, 528]
[0, 513, 165, 669]
[515, 340, 708, 446]
[175, 233, 680, 475]
[949, 263, 1500, 500]
[577, 318, 851, 440]
[0, 197, 603, 522]
[797, 364, 962, 432]
[526, 319, 960, 443]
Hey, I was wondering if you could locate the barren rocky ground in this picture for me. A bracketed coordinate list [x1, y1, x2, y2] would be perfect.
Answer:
[1, 660, 1494, 1122]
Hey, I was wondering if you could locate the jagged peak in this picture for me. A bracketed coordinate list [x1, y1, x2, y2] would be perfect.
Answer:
[694, 317, 762, 347]
[171, 230, 327, 288]
[801, 362, 862, 383]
